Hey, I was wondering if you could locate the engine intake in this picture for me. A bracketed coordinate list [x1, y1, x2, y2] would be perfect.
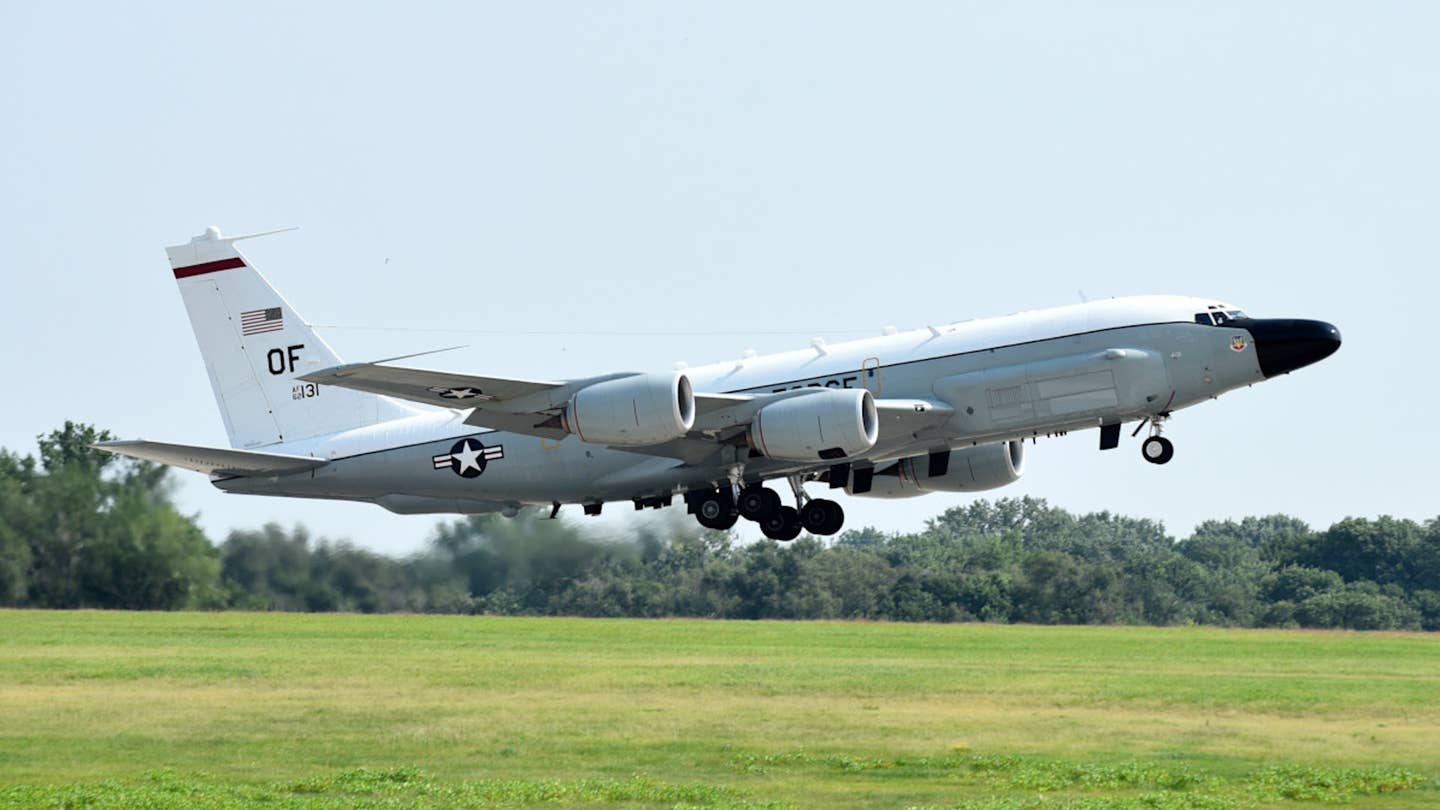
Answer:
[750, 389, 878, 462]
[847, 441, 1025, 498]
[564, 372, 695, 446]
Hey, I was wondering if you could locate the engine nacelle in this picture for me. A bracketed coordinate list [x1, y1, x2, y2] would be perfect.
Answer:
[564, 372, 695, 446]
[847, 441, 1025, 498]
[749, 389, 878, 462]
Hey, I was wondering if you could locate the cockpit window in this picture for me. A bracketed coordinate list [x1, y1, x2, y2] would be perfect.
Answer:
[1195, 308, 1248, 326]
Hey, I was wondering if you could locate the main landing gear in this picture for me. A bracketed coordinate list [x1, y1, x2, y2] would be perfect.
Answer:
[758, 505, 802, 542]
[686, 476, 845, 541]
[1139, 412, 1175, 465]
[799, 499, 844, 536]
[692, 489, 739, 531]
[784, 474, 844, 539]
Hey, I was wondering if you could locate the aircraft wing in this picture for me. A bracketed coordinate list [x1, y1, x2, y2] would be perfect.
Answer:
[303, 361, 951, 465]
[300, 362, 767, 445]
[94, 440, 327, 477]
[298, 361, 571, 408]
[303, 362, 820, 447]
[300, 362, 618, 440]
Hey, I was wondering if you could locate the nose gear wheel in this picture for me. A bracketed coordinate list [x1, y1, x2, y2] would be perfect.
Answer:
[1140, 415, 1174, 465]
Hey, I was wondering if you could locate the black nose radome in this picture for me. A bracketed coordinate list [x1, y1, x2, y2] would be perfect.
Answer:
[1231, 318, 1342, 378]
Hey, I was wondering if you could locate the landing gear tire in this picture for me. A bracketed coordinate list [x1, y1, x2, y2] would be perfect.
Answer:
[737, 486, 781, 521]
[1141, 436, 1174, 465]
[800, 498, 845, 536]
[760, 505, 802, 541]
[696, 494, 739, 530]
[697, 510, 738, 531]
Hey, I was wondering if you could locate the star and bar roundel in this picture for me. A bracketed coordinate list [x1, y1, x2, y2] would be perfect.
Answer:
[427, 385, 486, 400]
[432, 437, 505, 479]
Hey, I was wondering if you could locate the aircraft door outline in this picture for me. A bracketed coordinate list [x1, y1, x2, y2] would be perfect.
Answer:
[862, 357, 881, 395]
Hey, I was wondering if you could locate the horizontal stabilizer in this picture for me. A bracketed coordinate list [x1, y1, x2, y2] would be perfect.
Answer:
[94, 440, 327, 477]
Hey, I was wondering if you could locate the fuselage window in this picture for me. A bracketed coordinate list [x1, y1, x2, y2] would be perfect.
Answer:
[1212, 312, 1230, 325]
[1194, 313, 1214, 325]
[1226, 310, 1246, 319]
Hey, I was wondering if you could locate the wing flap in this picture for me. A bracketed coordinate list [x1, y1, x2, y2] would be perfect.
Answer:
[94, 440, 327, 477]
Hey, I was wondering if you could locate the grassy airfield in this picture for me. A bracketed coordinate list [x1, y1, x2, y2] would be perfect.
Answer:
[0, 612, 1436, 808]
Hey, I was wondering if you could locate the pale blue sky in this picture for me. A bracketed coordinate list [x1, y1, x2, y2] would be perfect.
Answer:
[2, 2, 1435, 554]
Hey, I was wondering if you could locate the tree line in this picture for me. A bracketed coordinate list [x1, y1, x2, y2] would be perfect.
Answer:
[3, 422, 1438, 631]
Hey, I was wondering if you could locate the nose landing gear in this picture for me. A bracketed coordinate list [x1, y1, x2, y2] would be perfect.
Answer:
[1138, 414, 1175, 465]
[1141, 435, 1174, 464]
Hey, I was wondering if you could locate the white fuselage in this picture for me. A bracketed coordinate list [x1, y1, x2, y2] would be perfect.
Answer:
[217, 295, 1263, 513]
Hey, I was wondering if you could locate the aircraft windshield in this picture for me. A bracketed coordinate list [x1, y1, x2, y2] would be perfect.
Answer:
[1194, 307, 1247, 325]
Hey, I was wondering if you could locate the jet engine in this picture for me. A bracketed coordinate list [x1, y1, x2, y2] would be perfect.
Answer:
[847, 440, 1025, 498]
[563, 372, 695, 446]
[749, 389, 878, 462]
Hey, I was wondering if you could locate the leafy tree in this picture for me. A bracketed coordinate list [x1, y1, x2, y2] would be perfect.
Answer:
[801, 546, 897, 619]
[6, 425, 1440, 635]
[1294, 517, 1425, 589]
[0, 450, 36, 603]
[1293, 583, 1421, 631]
[1, 422, 220, 609]
[1260, 566, 1343, 604]
[1013, 551, 1121, 625]
[221, 523, 421, 613]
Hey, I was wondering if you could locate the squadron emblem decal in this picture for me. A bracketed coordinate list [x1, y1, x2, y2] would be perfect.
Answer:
[433, 438, 504, 478]
[1231, 335, 1248, 352]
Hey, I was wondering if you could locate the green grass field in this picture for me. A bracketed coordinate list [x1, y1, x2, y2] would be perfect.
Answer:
[0, 611, 1436, 808]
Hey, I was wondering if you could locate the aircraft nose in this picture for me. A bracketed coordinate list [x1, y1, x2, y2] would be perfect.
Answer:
[1235, 318, 1342, 377]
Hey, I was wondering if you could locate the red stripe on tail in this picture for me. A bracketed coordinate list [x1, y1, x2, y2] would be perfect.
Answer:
[173, 257, 245, 278]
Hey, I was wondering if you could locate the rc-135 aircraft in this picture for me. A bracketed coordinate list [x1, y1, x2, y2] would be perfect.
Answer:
[99, 228, 1341, 540]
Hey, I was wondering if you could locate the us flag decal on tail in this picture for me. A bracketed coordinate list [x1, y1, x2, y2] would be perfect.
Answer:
[241, 307, 284, 336]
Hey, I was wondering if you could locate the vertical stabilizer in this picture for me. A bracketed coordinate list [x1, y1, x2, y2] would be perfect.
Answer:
[166, 227, 413, 449]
